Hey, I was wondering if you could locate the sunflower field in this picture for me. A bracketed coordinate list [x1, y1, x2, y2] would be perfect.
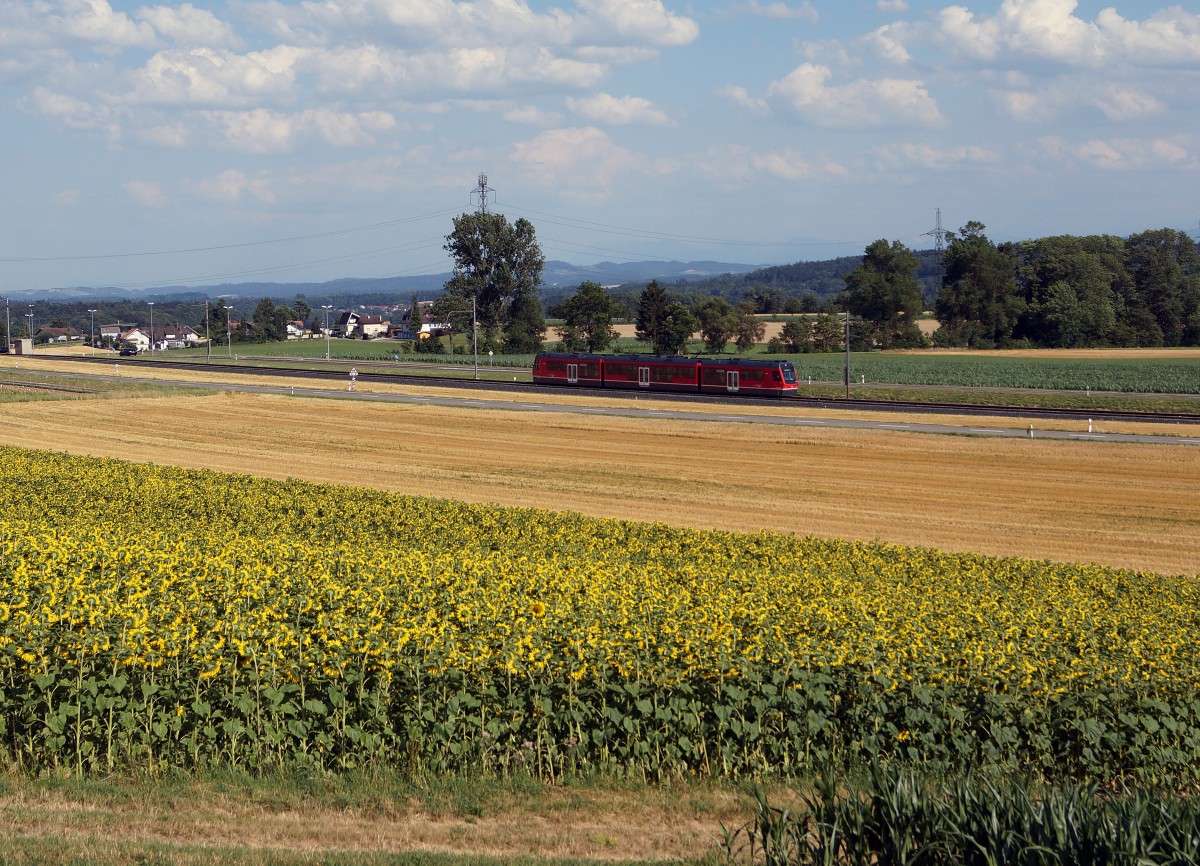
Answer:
[1, 445, 1198, 783]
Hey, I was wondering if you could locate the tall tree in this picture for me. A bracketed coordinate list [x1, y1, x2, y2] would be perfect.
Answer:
[934, 222, 1021, 348]
[1124, 228, 1200, 346]
[444, 212, 545, 349]
[659, 302, 698, 355]
[635, 280, 671, 354]
[1013, 235, 1126, 347]
[251, 297, 284, 342]
[844, 239, 926, 349]
[694, 296, 737, 353]
[732, 301, 766, 351]
[504, 291, 546, 353]
[557, 281, 621, 352]
[408, 294, 422, 335]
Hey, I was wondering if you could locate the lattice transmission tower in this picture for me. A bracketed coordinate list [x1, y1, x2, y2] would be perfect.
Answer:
[471, 173, 495, 213]
[920, 207, 949, 300]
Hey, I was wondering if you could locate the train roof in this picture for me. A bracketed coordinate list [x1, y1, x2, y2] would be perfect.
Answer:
[535, 351, 794, 368]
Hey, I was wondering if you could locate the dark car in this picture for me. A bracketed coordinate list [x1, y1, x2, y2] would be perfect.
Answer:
[119, 346, 138, 356]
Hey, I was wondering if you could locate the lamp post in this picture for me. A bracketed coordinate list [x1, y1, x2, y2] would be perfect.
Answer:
[226, 305, 234, 359]
[3, 297, 9, 351]
[472, 296, 478, 380]
[88, 309, 97, 355]
[147, 302, 154, 356]
[843, 308, 851, 399]
[27, 304, 34, 345]
[205, 300, 211, 361]
[322, 305, 332, 360]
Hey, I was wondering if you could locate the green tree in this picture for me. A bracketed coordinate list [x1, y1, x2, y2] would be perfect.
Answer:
[844, 239, 926, 348]
[732, 301, 766, 351]
[504, 291, 546, 353]
[934, 222, 1021, 347]
[408, 295, 422, 335]
[444, 211, 545, 350]
[557, 281, 621, 352]
[694, 297, 737, 353]
[659, 302, 698, 355]
[779, 319, 807, 353]
[635, 280, 671, 354]
[1013, 235, 1125, 347]
[294, 298, 312, 324]
[811, 313, 844, 353]
[251, 298, 284, 342]
[1124, 228, 1200, 346]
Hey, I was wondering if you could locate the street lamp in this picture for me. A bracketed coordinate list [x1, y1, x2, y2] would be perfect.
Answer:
[205, 300, 211, 361]
[148, 302, 154, 356]
[3, 298, 9, 351]
[321, 305, 332, 360]
[88, 309, 97, 355]
[226, 305, 234, 359]
[27, 304, 34, 345]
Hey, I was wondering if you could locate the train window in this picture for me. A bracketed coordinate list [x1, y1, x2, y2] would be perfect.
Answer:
[701, 368, 725, 385]
[607, 362, 635, 378]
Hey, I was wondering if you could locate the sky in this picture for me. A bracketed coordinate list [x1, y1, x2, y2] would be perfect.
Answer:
[1, 0, 1198, 294]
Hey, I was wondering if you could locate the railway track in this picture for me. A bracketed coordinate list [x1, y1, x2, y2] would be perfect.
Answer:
[42, 354, 1200, 426]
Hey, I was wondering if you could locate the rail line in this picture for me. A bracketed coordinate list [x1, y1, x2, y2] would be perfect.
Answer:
[42, 354, 1200, 426]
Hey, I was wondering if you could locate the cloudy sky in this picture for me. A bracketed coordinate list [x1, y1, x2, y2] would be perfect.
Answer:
[1, 0, 1198, 293]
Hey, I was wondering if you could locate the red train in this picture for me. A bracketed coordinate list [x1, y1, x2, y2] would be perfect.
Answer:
[532, 352, 799, 397]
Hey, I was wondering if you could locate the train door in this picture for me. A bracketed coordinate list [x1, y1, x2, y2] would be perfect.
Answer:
[726, 370, 739, 392]
[567, 363, 578, 384]
[638, 366, 650, 388]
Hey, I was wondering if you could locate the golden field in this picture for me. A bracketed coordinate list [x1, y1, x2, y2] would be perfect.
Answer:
[1, 354, 1197, 576]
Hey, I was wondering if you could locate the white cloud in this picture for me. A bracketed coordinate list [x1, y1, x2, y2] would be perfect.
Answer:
[137, 3, 240, 48]
[575, 0, 699, 47]
[52, 0, 157, 50]
[187, 168, 276, 203]
[510, 126, 648, 194]
[873, 142, 999, 169]
[124, 180, 165, 206]
[750, 150, 814, 180]
[877, 0, 908, 11]
[23, 86, 113, 129]
[718, 84, 770, 115]
[739, 1, 819, 23]
[766, 63, 941, 127]
[933, 0, 1200, 68]
[1091, 86, 1164, 121]
[1035, 134, 1196, 170]
[201, 107, 396, 153]
[566, 93, 671, 126]
[125, 46, 304, 106]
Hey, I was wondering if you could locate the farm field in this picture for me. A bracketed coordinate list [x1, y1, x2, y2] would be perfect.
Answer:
[3, 351, 1199, 864]
[0, 360, 1198, 575]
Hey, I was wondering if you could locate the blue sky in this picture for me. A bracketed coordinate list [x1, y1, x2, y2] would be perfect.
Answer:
[1, 0, 1198, 293]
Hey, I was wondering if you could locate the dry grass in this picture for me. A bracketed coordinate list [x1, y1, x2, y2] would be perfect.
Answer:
[4, 356, 1198, 576]
[0, 777, 747, 863]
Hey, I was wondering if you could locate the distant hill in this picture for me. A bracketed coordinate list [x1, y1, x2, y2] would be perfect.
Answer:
[7, 259, 761, 303]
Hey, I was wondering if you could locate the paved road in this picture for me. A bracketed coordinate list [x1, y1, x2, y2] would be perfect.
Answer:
[99, 371, 1200, 447]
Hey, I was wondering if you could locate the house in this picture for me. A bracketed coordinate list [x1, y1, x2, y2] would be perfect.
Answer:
[286, 320, 306, 340]
[333, 311, 361, 337]
[401, 301, 451, 335]
[37, 327, 85, 343]
[119, 328, 151, 352]
[118, 325, 203, 352]
[100, 323, 136, 343]
[358, 316, 388, 339]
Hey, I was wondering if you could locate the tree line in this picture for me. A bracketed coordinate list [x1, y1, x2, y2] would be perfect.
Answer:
[13, 214, 1198, 354]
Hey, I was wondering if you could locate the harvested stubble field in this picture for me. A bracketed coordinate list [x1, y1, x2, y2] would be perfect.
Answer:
[3, 355, 1198, 576]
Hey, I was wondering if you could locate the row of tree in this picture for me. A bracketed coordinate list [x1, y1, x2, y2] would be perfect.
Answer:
[932, 223, 1200, 348]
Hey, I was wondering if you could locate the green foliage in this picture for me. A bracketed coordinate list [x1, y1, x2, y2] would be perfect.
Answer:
[844, 240, 927, 349]
[443, 212, 545, 351]
[556, 282, 620, 353]
[724, 767, 1200, 865]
